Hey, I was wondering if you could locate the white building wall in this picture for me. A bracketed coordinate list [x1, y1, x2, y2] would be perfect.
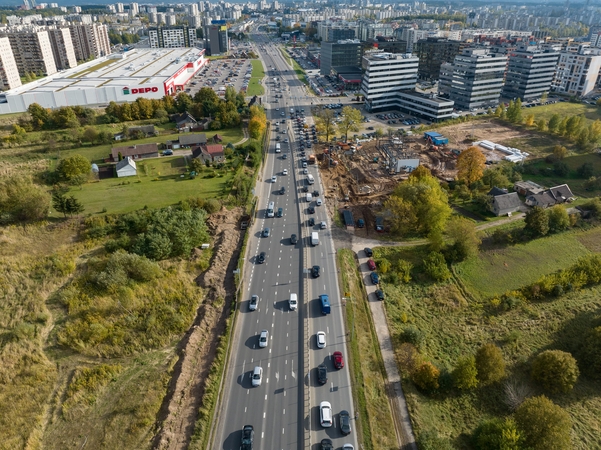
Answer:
[0, 36, 21, 90]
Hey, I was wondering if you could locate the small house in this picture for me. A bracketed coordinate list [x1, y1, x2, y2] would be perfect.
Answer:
[128, 125, 157, 138]
[514, 180, 544, 196]
[171, 111, 198, 131]
[490, 191, 523, 216]
[178, 133, 207, 148]
[211, 134, 223, 143]
[204, 144, 224, 162]
[116, 157, 137, 178]
[191, 147, 213, 163]
[525, 184, 575, 208]
[110, 143, 159, 162]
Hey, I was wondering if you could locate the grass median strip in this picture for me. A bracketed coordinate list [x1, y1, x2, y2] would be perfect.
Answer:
[337, 249, 397, 450]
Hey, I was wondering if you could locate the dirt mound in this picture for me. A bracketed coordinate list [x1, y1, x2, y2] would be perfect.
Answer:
[153, 207, 244, 450]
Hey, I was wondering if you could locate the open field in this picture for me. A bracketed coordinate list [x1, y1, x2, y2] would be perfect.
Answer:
[372, 226, 601, 449]
[528, 102, 601, 126]
[247, 59, 265, 96]
[291, 59, 309, 86]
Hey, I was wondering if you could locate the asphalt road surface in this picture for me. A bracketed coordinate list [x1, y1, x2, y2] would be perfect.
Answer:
[212, 32, 358, 450]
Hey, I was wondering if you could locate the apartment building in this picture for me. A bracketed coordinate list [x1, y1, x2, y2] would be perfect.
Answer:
[552, 44, 601, 97]
[0, 36, 21, 91]
[0, 29, 57, 77]
[320, 39, 362, 76]
[69, 23, 111, 61]
[415, 37, 463, 81]
[149, 26, 196, 48]
[502, 45, 559, 101]
[439, 48, 507, 110]
[48, 27, 77, 70]
[360, 52, 418, 112]
[206, 25, 229, 56]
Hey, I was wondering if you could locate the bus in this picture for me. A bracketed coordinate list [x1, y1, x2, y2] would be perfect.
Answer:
[307, 174, 315, 185]
[267, 202, 275, 218]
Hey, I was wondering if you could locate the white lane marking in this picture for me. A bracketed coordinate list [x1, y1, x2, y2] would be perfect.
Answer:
[263, 412, 266, 418]
[265, 394, 268, 400]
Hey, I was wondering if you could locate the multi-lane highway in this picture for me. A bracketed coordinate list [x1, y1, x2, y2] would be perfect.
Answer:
[213, 32, 358, 450]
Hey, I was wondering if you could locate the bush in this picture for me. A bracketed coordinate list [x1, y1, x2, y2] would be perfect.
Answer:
[576, 326, 601, 380]
[412, 361, 440, 393]
[401, 325, 425, 348]
[473, 417, 521, 450]
[514, 396, 572, 450]
[475, 343, 505, 384]
[553, 161, 569, 176]
[397, 342, 421, 374]
[0, 174, 51, 223]
[379, 258, 391, 274]
[524, 206, 549, 237]
[397, 259, 413, 283]
[423, 251, 451, 282]
[547, 206, 570, 233]
[452, 354, 479, 390]
[531, 350, 579, 393]
[503, 377, 534, 412]
[90, 251, 162, 292]
[577, 162, 595, 178]
[417, 430, 454, 450]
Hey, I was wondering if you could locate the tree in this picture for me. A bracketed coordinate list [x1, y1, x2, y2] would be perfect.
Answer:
[57, 154, 91, 182]
[547, 114, 561, 133]
[525, 113, 535, 126]
[536, 118, 547, 131]
[494, 105, 504, 117]
[475, 344, 505, 384]
[27, 103, 50, 130]
[457, 146, 486, 186]
[445, 217, 481, 262]
[52, 191, 84, 217]
[565, 115, 583, 139]
[547, 206, 570, 233]
[379, 258, 391, 273]
[473, 418, 522, 450]
[314, 108, 337, 142]
[423, 251, 451, 281]
[338, 106, 362, 142]
[553, 160, 569, 176]
[0, 175, 50, 223]
[552, 145, 567, 160]
[154, 108, 169, 123]
[374, 127, 384, 146]
[577, 326, 601, 380]
[83, 126, 99, 145]
[514, 396, 572, 450]
[453, 355, 479, 390]
[532, 350, 579, 394]
[412, 361, 440, 392]
[588, 120, 601, 143]
[541, 92, 548, 102]
[524, 206, 549, 237]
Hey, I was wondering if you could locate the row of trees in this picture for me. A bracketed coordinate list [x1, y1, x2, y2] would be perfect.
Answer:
[248, 105, 267, 139]
[313, 105, 363, 142]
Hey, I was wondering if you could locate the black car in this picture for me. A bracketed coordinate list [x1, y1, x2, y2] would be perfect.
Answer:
[308, 206, 315, 214]
[282, 154, 288, 159]
[340, 410, 352, 435]
[257, 252, 266, 264]
[308, 217, 315, 226]
[311, 265, 321, 278]
[241, 424, 254, 450]
[312, 190, 320, 197]
[317, 363, 328, 385]
[320, 439, 333, 450]
[280, 186, 286, 195]
[375, 289, 385, 301]
[291, 234, 298, 244]
[303, 185, 309, 192]
[364, 247, 373, 257]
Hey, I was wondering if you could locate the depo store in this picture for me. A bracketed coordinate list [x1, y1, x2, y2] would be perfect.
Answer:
[0, 48, 207, 114]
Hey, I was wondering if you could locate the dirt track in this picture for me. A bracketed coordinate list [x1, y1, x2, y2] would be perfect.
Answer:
[153, 207, 244, 450]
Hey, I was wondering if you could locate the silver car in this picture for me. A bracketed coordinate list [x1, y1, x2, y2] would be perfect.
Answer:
[259, 330, 268, 348]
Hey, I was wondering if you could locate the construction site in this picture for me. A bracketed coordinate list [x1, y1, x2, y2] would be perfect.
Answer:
[315, 119, 533, 236]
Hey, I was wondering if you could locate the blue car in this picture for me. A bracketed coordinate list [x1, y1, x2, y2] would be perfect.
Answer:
[370, 272, 379, 285]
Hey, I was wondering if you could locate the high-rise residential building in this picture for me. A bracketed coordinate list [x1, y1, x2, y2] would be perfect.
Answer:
[415, 37, 463, 81]
[320, 40, 362, 76]
[502, 45, 559, 101]
[360, 52, 418, 112]
[47, 27, 78, 70]
[206, 24, 229, 55]
[0, 29, 57, 77]
[166, 14, 177, 26]
[69, 23, 111, 61]
[552, 44, 601, 97]
[440, 48, 507, 110]
[129, 2, 139, 16]
[115, 2, 124, 13]
[188, 4, 198, 15]
[0, 36, 21, 91]
[149, 26, 197, 49]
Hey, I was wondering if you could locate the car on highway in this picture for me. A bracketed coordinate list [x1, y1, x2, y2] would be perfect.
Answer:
[367, 259, 376, 270]
[308, 206, 315, 214]
[282, 154, 288, 159]
[313, 190, 320, 197]
[311, 265, 321, 278]
[259, 329, 269, 348]
[316, 331, 326, 348]
[340, 410, 352, 435]
[241, 425, 254, 450]
[249, 295, 258, 311]
[277, 207, 283, 217]
[251, 366, 263, 387]
[319, 401, 332, 427]
[282, 169, 288, 175]
[364, 247, 373, 257]
[342, 445, 354, 450]
[370, 272, 379, 285]
[280, 186, 286, 195]
[320, 221, 327, 229]
[333, 351, 344, 369]
[320, 438, 333, 450]
[262, 228, 270, 237]
[257, 252, 266, 264]
[317, 363, 328, 385]
[290, 234, 298, 244]
[303, 168, 308, 174]
[303, 185, 309, 192]
[308, 217, 315, 226]
[316, 198, 322, 206]
[271, 176, 277, 183]
[375, 289, 385, 301]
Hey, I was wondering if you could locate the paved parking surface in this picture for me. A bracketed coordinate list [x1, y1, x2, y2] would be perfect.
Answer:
[185, 58, 254, 97]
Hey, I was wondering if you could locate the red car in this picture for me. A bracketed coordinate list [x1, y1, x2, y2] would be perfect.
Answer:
[367, 259, 377, 271]
[333, 351, 344, 369]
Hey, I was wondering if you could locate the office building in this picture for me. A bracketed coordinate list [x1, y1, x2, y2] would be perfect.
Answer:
[206, 24, 229, 55]
[440, 48, 507, 110]
[69, 23, 111, 61]
[502, 45, 559, 101]
[368, 36, 408, 54]
[415, 37, 462, 81]
[321, 25, 356, 42]
[361, 52, 418, 112]
[396, 91, 455, 122]
[552, 44, 601, 97]
[149, 26, 197, 49]
[0, 29, 57, 77]
[0, 36, 21, 91]
[48, 27, 78, 70]
[320, 39, 362, 76]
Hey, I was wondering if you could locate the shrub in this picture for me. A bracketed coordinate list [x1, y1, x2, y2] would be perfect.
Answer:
[401, 325, 425, 348]
[576, 326, 601, 380]
[417, 430, 454, 450]
[397, 259, 413, 283]
[531, 350, 579, 393]
[514, 396, 572, 450]
[553, 161, 569, 176]
[577, 162, 595, 178]
[89, 251, 162, 292]
[397, 342, 421, 374]
[547, 206, 570, 233]
[452, 355, 479, 390]
[63, 364, 122, 411]
[379, 258, 391, 274]
[503, 377, 534, 412]
[475, 343, 506, 384]
[473, 417, 521, 450]
[423, 251, 451, 282]
[412, 361, 440, 393]
[524, 206, 549, 237]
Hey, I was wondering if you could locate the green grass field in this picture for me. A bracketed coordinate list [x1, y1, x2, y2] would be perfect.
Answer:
[291, 59, 309, 86]
[67, 156, 231, 215]
[373, 226, 601, 449]
[528, 102, 601, 126]
[247, 60, 265, 96]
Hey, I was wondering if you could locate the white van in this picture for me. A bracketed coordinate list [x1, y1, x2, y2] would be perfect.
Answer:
[275, 143, 281, 153]
[311, 232, 319, 246]
[306, 193, 312, 202]
[307, 174, 315, 185]
[289, 293, 298, 311]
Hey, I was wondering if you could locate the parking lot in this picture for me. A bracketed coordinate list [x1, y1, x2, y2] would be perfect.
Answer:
[185, 58, 254, 97]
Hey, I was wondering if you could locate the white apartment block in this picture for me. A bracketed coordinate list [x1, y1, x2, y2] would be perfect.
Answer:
[166, 14, 177, 26]
[361, 52, 418, 112]
[129, 2, 139, 16]
[148, 26, 196, 49]
[48, 27, 78, 70]
[115, 3, 124, 13]
[553, 45, 601, 97]
[0, 29, 57, 77]
[0, 36, 21, 91]
[69, 23, 111, 61]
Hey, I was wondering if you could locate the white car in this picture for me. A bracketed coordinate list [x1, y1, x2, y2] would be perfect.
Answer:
[303, 168, 308, 175]
[319, 401, 332, 427]
[320, 221, 327, 230]
[251, 366, 263, 387]
[249, 295, 258, 311]
[316, 198, 322, 206]
[259, 330, 269, 348]
[271, 176, 277, 183]
[283, 169, 288, 175]
[316, 331, 326, 348]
